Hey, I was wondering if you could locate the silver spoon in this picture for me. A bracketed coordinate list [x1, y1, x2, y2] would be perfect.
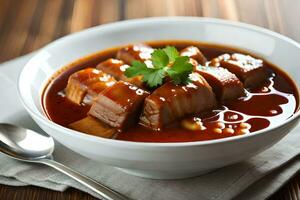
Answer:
[0, 123, 129, 200]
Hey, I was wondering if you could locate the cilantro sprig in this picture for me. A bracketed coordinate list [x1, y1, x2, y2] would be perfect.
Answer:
[125, 46, 193, 88]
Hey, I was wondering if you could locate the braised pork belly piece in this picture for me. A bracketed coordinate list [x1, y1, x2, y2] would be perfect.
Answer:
[140, 73, 217, 130]
[96, 58, 129, 80]
[65, 68, 116, 105]
[210, 53, 271, 88]
[180, 46, 207, 65]
[88, 81, 149, 131]
[185, 57, 244, 101]
[116, 44, 153, 65]
[194, 65, 245, 101]
[96, 58, 143, 87]
[69, 116, 116, 138]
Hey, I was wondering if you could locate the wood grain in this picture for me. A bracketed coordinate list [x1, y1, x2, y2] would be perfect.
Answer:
[1, 0, 300, 63]
[0, 0, 299, 199]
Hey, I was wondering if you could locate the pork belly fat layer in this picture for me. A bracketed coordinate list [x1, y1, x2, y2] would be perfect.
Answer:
[116, 44, 154, 65]
[96, 58, 128, 80]
[88, 81, 149, 130]
[140, 73, 217, 130]
[195, 65, 245, 101]
[96, 58, 143, 87]
[65, 68, 116, 105]
[211, 53, 270, 88]
[180, 46, 207, 65]
[69, 116, 116, 138]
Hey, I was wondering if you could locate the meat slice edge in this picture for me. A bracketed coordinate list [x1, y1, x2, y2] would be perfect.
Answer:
[194, 65, 245, 101]
[69, 116, 116, 138]
[116, 43, 154, 65]
[140, 73, 217, 130]
[210, 53, 271, 89]
[180, 46, 207, 65]
[180, 47, 244, 101]
[96, 58, 144, 87]
[88, 81, 149, 131]
[65, 68, 116, 105]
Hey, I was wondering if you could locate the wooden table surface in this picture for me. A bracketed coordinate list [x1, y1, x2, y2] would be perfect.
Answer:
[0, 0, 299, 199]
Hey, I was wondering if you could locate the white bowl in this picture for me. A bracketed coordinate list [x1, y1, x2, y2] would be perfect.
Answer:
[18, 17, 300, 179]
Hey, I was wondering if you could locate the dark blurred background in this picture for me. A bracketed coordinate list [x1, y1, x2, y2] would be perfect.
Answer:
[0, 0, 299, 63]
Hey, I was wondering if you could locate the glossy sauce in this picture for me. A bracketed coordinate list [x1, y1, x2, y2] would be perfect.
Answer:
[42, 41, 299, 143]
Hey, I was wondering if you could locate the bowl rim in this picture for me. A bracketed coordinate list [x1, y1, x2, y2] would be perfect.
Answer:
[18, 16, 300, 148]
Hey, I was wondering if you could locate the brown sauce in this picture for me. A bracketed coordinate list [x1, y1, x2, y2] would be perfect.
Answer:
[42, 41, 299, 143]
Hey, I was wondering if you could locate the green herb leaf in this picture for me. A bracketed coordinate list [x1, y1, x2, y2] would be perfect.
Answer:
[166, 56, 193, 85]
[167, 69, 192, 85]
[151, 49, 169, 68]
[163, 46, 179, 62]
[125, 61, 148, 77]
[171, 56, 193, 72]
[125, 46, 193, 88]
[142, 68, 166, 88]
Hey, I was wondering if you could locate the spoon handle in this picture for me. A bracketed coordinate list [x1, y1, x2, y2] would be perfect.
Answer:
[39, 159, 129, 200]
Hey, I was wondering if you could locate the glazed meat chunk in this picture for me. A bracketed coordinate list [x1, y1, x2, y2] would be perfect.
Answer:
[65, 68, 116, 105]
[140, 73, 217, 130]
[116, 43, 154, 65]
[96, 58, 143, 87]
[210, 53, 271, 88]
[69, 116, 116, 138]
[194, 65, 245, 101]
[96, 58, 129, 80]
[88, 81, 149, 130]
[180, 46, 207, 65]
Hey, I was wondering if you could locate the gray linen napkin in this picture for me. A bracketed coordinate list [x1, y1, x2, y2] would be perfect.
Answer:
[0, 54, 299, 200]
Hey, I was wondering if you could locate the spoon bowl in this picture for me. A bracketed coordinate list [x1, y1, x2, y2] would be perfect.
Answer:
[0, 123, 54, 161]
